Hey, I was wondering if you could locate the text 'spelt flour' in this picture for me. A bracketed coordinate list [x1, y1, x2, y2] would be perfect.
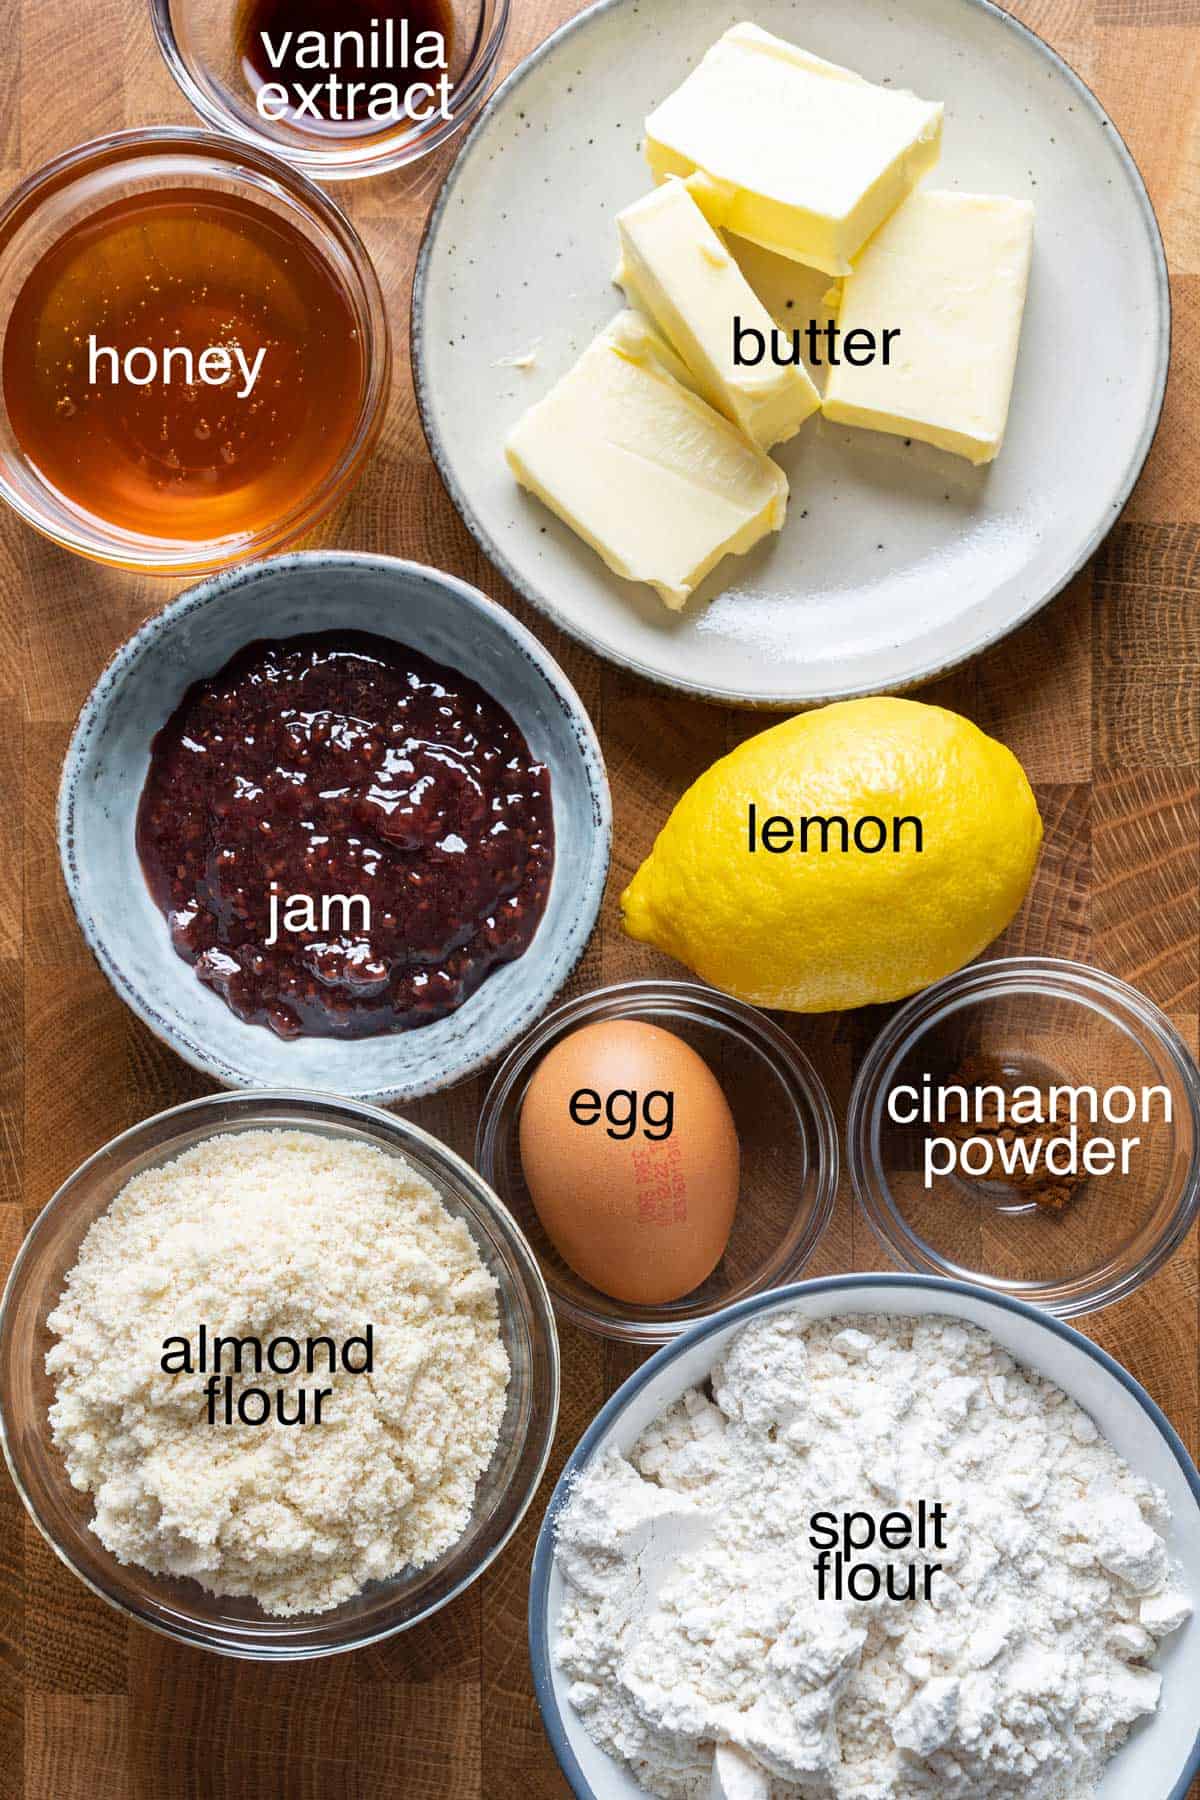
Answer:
[555, 1311, 1192, 1799]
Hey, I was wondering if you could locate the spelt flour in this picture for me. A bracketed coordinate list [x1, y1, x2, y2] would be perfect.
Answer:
[46, 1129, 510, 1617]
[555, 1311, 1192, 1798]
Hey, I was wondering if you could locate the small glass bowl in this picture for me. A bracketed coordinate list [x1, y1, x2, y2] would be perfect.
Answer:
[151, 0, 510, 180]
[475, 980, 839, 1345]
[0, 1090, 559, 1660]
[848, 958, 1200, 1317]
[0, 129, 389, 574]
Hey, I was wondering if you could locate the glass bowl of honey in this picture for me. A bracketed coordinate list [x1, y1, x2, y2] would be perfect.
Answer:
[151, 0, 510, 179]
[0, 127, 389, 573]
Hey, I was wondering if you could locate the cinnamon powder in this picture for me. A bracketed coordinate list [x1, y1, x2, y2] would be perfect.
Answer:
[943, 1057, 1091, 1212]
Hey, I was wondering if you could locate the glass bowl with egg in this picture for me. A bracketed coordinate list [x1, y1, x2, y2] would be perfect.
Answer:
[848, 957, 1200, 1317]
[475, 979, 839, 1344]
[0, 1089, 559, 1659]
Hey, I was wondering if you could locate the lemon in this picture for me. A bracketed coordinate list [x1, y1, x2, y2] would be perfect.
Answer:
[621, 697, 1042, 1012]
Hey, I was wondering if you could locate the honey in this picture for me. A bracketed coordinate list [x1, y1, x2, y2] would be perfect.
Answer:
[239, 0, 456, 138]
[3, 187, 365, 544]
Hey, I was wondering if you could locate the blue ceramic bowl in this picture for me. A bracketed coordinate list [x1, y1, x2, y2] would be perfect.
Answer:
[529, 1275, 1200, 1800]
[59, 552, 610, 1102]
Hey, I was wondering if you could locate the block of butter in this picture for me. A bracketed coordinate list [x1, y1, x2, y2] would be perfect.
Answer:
[505, 311, 787, 610]
[644, 23, 943, 277]
[823, 190, 1035, 465]
[615, 177, 820, 451]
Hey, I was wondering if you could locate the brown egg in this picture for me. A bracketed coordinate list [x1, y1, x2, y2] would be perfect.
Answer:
[518, 1019, 740, 1305]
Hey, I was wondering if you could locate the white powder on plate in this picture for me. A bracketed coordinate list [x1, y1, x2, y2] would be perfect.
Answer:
[554, 1311, 1192, 1799]
[46, 1129, 510, 1617]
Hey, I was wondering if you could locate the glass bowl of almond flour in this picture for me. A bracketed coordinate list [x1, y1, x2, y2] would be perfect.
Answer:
[530, 1276, 1200, 1800]
[0, 1089, 558, 1659]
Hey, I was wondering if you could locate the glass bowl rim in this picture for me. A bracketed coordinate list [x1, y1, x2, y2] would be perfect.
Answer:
[0, 1085, 560, 1660]
[475, 977, 841, 1345]
[846, 956, 1200, 1318]
[148, 0, 513, 179]
[0, 125, 390, 573]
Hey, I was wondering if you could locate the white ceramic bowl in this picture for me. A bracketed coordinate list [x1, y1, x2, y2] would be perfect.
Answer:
[529, 1276, 1200, 1799]
[59, 552, 610, 1102]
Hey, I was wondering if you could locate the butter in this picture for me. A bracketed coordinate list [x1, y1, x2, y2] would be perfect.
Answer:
[615, 177, 819, 450]
[505, 312, 787, 610]
[644, 24, 943, 277]
[823, 191, 1035, 464]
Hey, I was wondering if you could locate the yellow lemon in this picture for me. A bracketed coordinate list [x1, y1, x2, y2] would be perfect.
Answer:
[621, 697, 1042, 1011]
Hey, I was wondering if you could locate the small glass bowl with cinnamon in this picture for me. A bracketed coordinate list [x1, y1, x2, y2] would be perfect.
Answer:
[151, 0, 510, 180]
[848, 957, 1200, 1318]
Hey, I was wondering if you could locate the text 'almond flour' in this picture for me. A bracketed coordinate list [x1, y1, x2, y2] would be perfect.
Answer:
[46, 1129, 510, 1617]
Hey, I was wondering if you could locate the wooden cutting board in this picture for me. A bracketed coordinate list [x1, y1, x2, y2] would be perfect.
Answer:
[0, 0, 1196, 1793]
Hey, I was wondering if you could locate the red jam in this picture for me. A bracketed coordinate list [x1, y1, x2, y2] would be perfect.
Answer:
[136, 632, 555, 1039]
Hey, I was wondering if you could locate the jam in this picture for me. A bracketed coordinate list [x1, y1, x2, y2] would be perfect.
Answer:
[136, 633, 555, 1039]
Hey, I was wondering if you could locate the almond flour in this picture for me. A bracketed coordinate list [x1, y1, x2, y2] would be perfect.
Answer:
[46, 1129, 509, 1617]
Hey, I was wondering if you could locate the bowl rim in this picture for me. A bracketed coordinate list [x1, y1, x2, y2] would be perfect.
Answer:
[411, 0, 1171, 710]
[475, 977, 841, 1343]
[148, 0, 512, 180]
[0, 1085, 562, 1660]
[0, 126, 390, 572]
[527, 1271, 1200, 1800]
[56, 549, 612, 1104]
[846, 956, 1200, 1317]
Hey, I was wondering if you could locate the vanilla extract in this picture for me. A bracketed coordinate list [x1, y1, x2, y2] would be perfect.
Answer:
[239, 0, 456, 134]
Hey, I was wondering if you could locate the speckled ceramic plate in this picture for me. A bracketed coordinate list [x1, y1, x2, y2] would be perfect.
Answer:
[413, 0, 1169, 707]
[58, 553, 611, 1103]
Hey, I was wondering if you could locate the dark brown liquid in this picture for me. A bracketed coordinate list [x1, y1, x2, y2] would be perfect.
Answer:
[3, 188, 364, 543]
[239, 0, 456, 138]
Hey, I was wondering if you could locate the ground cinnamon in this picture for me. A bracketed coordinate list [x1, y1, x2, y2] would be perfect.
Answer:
[943, 1057, 1090, 1212]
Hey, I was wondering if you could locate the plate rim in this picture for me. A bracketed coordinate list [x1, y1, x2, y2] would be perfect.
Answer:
[412, 0, 1172, 709]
